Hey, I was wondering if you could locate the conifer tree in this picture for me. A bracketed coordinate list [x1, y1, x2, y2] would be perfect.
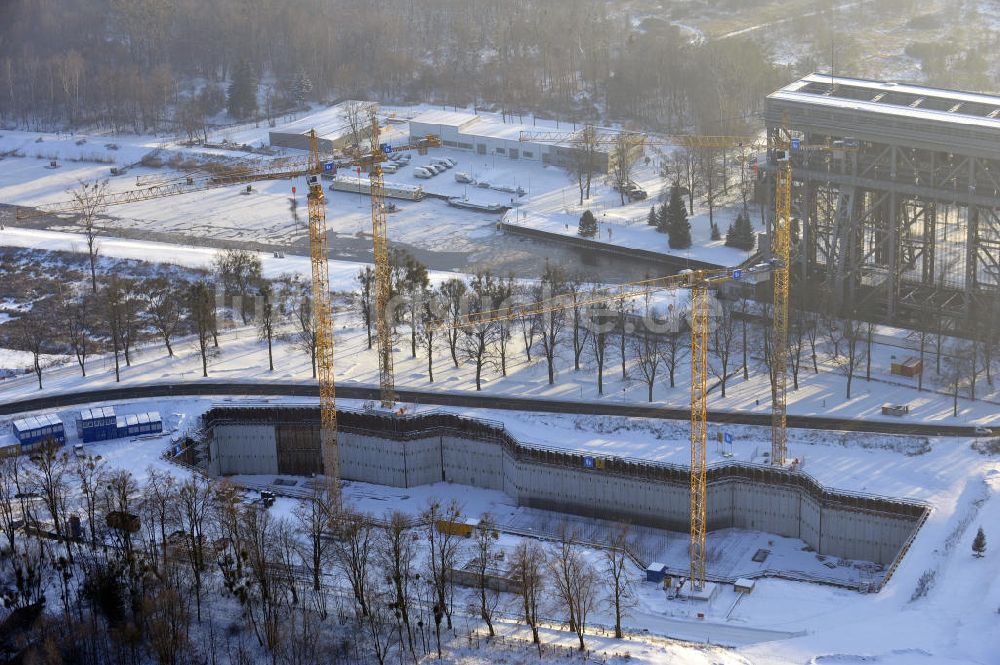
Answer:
[292, 67, 313, 105]
[578, 210, 598, 238]
[227, 60, 258, 119]
[656, 203, 668, 234]
[647, 206, 657, 227]
[725, 210, 756, 250]
[666, 183, 691, 249]
[973, 527, 986, 557]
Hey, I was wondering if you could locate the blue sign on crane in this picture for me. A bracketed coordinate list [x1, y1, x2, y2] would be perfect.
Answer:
[724, 432, 733, 445]
[380, 143, 393, 154]
[583, 456, 595, 469]
[790, 138, 801, 151]
[732, 269, 743, 281]
[323, 162, 334, 172]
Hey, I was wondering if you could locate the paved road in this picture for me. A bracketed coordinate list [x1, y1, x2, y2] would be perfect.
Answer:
[0, 381, 985, 437]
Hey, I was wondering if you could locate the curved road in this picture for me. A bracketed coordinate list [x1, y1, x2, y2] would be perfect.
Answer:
[0, 381, 985, 437]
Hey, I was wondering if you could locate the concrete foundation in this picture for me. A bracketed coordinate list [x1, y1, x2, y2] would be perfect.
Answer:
[203, 406, 928, 576]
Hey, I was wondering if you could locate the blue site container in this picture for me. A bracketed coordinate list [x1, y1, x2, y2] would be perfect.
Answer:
[79, 406, 117, 443]
[115, 411, 163, 439]
[12, 413, 66, 450]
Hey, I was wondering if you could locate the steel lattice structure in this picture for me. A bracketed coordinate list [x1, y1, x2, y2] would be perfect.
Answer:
[765, 74, 1000, 333]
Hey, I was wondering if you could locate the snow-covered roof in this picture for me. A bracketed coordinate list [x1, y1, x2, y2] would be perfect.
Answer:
[12, 413, 63, 433]
[769, 73, 1000, 132]
[410, 110, 482, 129]
[270, 101, 372, 140]
[80, 406, 115, 421]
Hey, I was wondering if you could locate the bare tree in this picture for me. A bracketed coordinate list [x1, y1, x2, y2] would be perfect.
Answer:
[571, 125, 599, 204]
[356, 266, 376, 349]
[214, 248, 263, 325]
[343, 100, 372, 149]
[4, 299, 59, 390]
[830, 315, 867, 400]
[610, 130, 640, 205]
[74, 452, 107, 550]
[256, 280, 277, 371]
[376, 511, 417, 659]
[177, 474, 213, 622]
[515, 285, 539, 364]
[510, 540, 546, 651]
[188, 280, 215, 377]
[549, 524, 599, 651]
[440, 278, 467, 368]
[145, 275, 183, 357]
[462, 271, 498, 391]
[537, 264, 569, 385]
[421, 498, 464, 656]
[70, 179, 108, 294]
[294, 484, 336, 596]
[603, 523, 636, 639]
[710, 298, 738, 397]
[569, 277, 592, 372]
[26, 443, 73, 564]
[0, 454, 24, 552]
[330, 507, 375, 619]
[632, 301, 663, 402]
[471, 513, 502, 638]
[64, 294, 94, 376]
[589, 300, 613, 395]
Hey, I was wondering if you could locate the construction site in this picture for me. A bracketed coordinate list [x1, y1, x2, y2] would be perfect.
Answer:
[1, 62, 999, 665]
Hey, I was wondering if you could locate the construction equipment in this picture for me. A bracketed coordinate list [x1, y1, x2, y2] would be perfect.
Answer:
[519, 127, 849, 467]
[432, 261, 779, 591]
[15, 128, 440, 501]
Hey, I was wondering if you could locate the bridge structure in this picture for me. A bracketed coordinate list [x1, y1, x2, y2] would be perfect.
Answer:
[764, 73, 1000, 333]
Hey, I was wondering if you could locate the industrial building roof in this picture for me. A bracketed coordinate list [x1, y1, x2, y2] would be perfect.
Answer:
[411, 109, 617, 149]
[768, 73, 1000, 131]
[270, 101, 371, 139]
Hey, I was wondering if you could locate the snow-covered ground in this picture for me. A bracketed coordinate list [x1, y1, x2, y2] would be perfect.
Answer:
[1, 108, 753, 269]
[4, 389, 998, 664]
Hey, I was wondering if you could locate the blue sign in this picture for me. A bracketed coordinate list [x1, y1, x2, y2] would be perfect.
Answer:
[790, 138, 801, 151]
[724, 432, 733, 445]
[380, 143, 393, 154]
[732, 269, 743, 281]
[323, 162, 334, 172]
[583, 456, 595, 469]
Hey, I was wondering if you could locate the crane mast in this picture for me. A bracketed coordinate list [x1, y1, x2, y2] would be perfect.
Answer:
[305, 130, 341, 499]
[368, 106, 396, 408]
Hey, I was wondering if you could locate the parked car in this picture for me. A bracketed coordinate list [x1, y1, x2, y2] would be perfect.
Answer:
[413, 167, 433, 179]
[380, 162, 398, 174]
[425, 163, 445, 175]
[454, 172, 475, 184]
[627, 187, 648, 201]
[973, 426, 994, 436]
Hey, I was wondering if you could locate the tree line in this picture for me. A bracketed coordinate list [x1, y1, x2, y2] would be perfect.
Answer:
[0, 441, 638, 663]
[0, 0, 785, 134]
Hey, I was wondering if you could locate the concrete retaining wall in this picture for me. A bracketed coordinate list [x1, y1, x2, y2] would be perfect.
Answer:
[204, 406, 928, 567]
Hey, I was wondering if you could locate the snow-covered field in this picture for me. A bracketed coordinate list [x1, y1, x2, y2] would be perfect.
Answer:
[3, 111, 1000, 665]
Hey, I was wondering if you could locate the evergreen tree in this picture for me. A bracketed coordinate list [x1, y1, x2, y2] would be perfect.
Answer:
[647, 206, 657, 227]
[665, 183, 691, 249]
[973, 527, 986, 557]
[710, 222, 721, 241]
[725, 211, 756, 250]
[655, 203, 668, 234]
[292, 67, 313, 105]
[227, 60, 258, 120]
[578, 209, 598, 238]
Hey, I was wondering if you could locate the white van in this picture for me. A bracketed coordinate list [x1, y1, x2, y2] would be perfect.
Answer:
[413, 167, 433, 179]
[431, 158, 453, 169]
[381, 162, 398, 174]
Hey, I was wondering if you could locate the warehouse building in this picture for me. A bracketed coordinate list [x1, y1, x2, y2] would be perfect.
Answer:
[268, 101, 373, 153]
[408, 110, 629, 174]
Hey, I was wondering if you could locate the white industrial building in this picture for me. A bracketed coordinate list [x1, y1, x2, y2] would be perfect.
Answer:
[269, 100, 372, 152]
[408, 110, 623, 173]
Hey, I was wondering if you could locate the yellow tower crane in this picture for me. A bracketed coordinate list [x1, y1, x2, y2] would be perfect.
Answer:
[432, 262, 778, 591]
[15, 128, 440, 500]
